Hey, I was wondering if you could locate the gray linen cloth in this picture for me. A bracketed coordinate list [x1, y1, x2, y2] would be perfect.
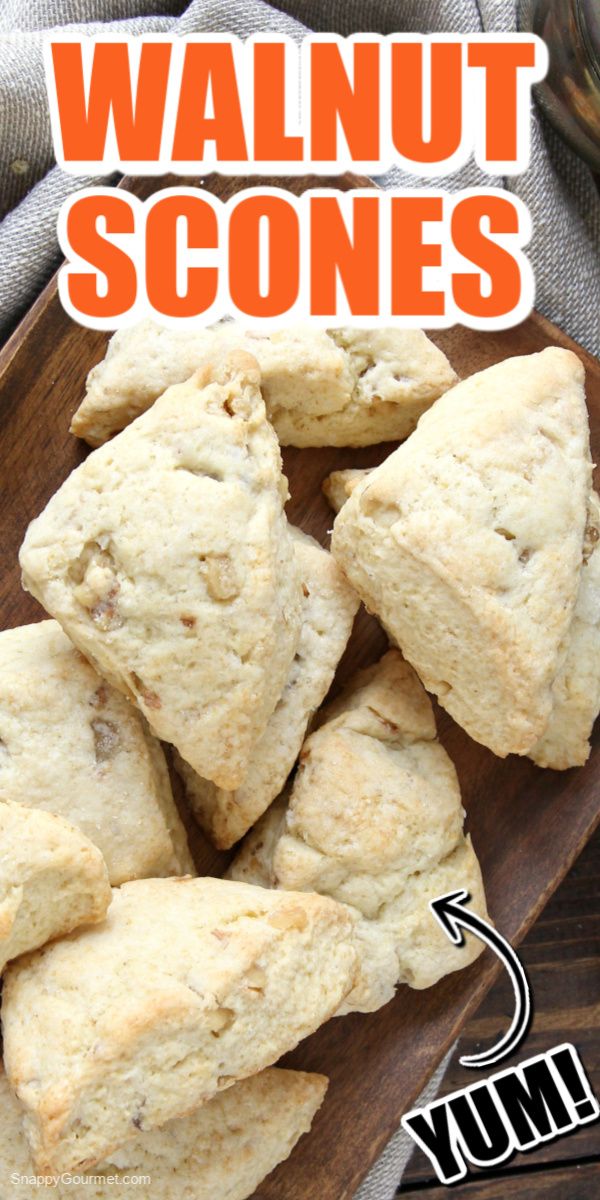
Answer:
[0, 3, 598, 1198]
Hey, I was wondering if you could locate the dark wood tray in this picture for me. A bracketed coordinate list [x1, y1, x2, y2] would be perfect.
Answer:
[0, 173, 598, 1200]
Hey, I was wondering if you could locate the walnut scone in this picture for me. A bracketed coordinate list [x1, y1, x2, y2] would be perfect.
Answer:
[20, 353, 303, 791]
[322, 467, 373, 513]
[2, 876, 355, 1174]
[72, 323, 349, 446]
[0, 621, 193, 884]
[529, 492, 600, 769]
[270, 327, 458, 447]
[229, 650, 487, 1013]
[71, 321, 457, 448]
[0, 1065, 327, 1200]
[332, 349, 593, 758]
[0, 801, 111, 973]
[176, 528, 359, 849]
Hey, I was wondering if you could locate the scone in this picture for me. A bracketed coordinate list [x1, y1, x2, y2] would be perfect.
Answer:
[71, 322, 457, 448]
[0, 801, 111, 972]
[272, 327, 458, 446]
[176, 528, 359, 848]
[322, 467, 372, 513]
[0, 621, 193, 883]
[229, 650, 488, 1013]
[0, 1064, 327, 1200]
[20, 353, 303, 791]
[332, 349, 593, 758]
[529, 492, 600, 768]
[72, 324, 350, 447]
[2, 876, 356, 1174]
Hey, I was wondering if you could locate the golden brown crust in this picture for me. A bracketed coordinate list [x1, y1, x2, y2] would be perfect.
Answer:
[2, 877, 354, 1174]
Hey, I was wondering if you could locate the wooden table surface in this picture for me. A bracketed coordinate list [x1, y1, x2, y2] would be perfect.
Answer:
[401, 826, 600, 1198]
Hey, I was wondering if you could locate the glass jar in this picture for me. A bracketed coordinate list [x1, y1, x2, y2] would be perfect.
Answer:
[519, 0, 600, 170]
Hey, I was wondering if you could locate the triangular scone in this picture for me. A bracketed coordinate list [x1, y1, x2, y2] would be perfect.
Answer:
[229, 650, 488, 1013]
[2, 877, 355, 1174]
[0, 1065, 327, 1200]
[71, 321, 457, 448]
[332, 349, 593, 757]
[20, 353, 303, 791]
[0, 801, 111, 973]
[529, 492, 600, 768]
[0, 621, 193, 884]
[270, 327, 458, 446]
[176, 528, 359, 849]
[70, 322, 339, 445]
[322, 467, 373, 513]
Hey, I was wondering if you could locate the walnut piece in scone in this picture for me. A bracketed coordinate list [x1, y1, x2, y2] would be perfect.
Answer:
[71, 321, 457, 448]
[229, 650, 488, 1013]
[0, 620, 193, 884]
[176, 527, 359, 849]
[2, 876, 355, 1175]
[332, 349, 594, 758]
[20, 353, 303, 792]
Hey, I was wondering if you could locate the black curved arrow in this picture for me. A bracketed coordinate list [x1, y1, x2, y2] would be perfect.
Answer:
[429, 889, 531, 1069]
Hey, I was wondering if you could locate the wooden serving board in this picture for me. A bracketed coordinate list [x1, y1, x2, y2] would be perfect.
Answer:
[1, 173, 599, 1200]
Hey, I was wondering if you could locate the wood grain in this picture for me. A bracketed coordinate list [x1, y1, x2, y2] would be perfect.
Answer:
[0, 173, 599, 1200]
[400, 1161, 600, 1199]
